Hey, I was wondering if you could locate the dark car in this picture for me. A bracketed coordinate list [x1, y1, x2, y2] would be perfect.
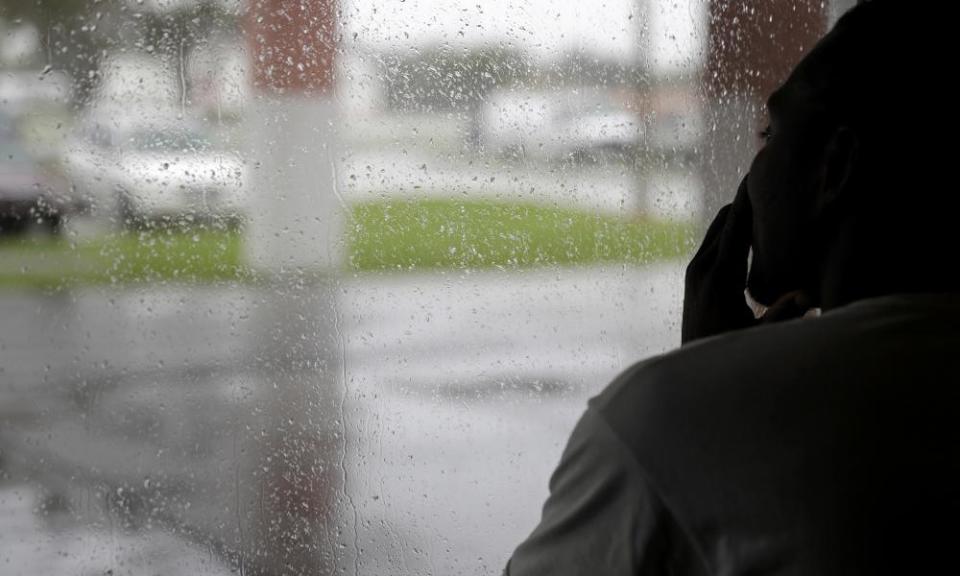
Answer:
[0, 114, 78, 235]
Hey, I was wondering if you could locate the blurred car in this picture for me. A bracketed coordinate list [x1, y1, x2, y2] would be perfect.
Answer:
[477, 88, 642, 160]
[63, 115, 247, 226]
[0, 113, 78, 235]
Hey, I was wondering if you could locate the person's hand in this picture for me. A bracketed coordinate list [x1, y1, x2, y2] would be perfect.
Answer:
[681, 176, 811, 345]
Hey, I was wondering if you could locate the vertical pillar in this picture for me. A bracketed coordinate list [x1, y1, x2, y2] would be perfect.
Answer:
[242, 3, 345, 574]
[244, 0, 342, 273]
[700, 0, 826, 219]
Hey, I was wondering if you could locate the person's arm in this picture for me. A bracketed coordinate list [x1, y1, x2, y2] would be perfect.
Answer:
[682, 176, 810, 344]
[505, 406, 694, 575]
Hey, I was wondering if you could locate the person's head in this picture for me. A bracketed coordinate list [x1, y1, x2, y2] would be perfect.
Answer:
[745, 0, 953, 308]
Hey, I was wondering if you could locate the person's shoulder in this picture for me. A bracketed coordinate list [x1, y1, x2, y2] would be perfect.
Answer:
[591, 316, 814, 413]
[590, 297, 907, 429]
[590, 293, 958, 435]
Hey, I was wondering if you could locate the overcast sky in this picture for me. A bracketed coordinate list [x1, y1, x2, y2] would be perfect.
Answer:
[341, 0, 708, 73]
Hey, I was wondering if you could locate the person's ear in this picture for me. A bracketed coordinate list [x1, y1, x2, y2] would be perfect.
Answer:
[816, 125, 859, 218]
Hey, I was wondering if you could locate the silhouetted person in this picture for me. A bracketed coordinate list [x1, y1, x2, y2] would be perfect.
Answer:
[506, 2, 957, 574]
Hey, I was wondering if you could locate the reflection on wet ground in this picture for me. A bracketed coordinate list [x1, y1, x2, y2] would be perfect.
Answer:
[0, 264, 681, 574]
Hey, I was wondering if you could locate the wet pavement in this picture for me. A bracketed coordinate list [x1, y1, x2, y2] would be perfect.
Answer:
[0, 263, 682, 574]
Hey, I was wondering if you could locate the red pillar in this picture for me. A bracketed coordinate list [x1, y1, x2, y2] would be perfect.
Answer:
[245, 0, 337, 96]
[699, 0, 827, 218]
[706, 0, 827, 105]
[242, 3, 343, 575]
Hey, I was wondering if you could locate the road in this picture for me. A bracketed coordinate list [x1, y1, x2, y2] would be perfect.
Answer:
[0, 263, 683, 574]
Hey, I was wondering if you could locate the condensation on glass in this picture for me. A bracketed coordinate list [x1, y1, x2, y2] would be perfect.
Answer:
[0, 1, 845, 574]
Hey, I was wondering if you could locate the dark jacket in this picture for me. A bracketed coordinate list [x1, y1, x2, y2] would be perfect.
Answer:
[507, 293, 960, 575]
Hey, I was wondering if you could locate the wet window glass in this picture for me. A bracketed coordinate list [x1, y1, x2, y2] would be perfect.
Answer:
[1, 0, 853, 573]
